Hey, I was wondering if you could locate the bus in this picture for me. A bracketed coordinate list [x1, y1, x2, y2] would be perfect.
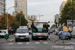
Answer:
[31, 22, 50, 40]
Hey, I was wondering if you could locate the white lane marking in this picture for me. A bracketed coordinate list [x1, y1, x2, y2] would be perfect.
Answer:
[69, 42, 75, 44]
[8, 43, 13, 45]
[43, 42, 48, 44]
[9, 39, 14, 41]
[17, 42, 22, 44]
[35, 42, 40, 44]
[26, 42, 30, 44]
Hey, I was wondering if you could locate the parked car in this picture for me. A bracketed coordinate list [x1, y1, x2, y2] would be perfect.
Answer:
[54, 29, 59, 35]
[59, 31, 71, 40]
[71, 27, 75, 38]
[0, 30, 8, 38]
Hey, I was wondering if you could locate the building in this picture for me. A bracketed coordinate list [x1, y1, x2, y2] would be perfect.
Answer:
[27, 15, 38, 28]
[59, 0, 67, 16]
[14, 0, 27, 19]
[0, 0, 6, 15]
[28, 15, 37, 21]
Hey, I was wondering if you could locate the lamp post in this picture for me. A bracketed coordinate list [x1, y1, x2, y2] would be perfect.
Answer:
[7, 6, 15, 29]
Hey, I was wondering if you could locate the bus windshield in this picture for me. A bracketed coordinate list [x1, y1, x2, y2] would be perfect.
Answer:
[31, 22, 49, 33]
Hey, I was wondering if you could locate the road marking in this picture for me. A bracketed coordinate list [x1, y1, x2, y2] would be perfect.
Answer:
[69, 42, 75, 44]
[26, 42, 30, 44]
[8, 43, 13, 45]
[35, 42, 40, 44]
[9, 39, 14, 41]
[43, 42, 48, 44]
[17, 42, 22, 44]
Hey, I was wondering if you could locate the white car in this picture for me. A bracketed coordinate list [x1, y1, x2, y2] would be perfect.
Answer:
[0, 30, 8, 38]
[14, 28, 30, 42]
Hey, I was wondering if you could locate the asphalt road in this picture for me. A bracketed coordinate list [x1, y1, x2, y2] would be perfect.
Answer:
[0, 34, 75, 50]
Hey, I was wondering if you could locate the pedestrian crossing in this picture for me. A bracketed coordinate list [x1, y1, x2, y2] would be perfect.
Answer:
[8, 41, 49, 45]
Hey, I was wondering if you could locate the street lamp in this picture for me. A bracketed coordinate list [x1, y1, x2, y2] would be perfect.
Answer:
[7, 6, 15, 29]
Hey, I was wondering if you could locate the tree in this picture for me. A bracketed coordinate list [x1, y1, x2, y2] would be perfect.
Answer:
[60, 0, 72, 26]
[0, 14, 18, 29]
[28, 19, 34, 23]
[15, 12, 28, 26]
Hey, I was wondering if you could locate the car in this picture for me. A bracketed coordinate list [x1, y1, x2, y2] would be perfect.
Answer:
[0, 30, 8, 38]
[29, 29, 32, 34]
[14, 26, 30, 42]
[54, 29, 59, 35]
[59, 31, 71, 40]
[71, 27, 75, 38]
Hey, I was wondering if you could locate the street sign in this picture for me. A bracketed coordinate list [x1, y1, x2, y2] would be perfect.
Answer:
[67, 20, 75, 27]
[4, 34, 9, 40]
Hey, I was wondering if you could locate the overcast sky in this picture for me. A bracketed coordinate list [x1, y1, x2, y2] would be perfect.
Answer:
[6, 0, 67, 26]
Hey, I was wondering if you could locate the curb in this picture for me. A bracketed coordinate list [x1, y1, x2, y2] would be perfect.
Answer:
[49, 38, 72, 45]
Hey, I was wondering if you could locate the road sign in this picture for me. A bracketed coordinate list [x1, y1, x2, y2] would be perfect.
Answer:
[67, 20, 75, 27]
[4, 34, 9, 40]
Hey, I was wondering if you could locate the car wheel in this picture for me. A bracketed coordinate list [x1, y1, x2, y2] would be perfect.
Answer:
[69, 38, 71, 40]
[59, 36, 61, 39]
[15, 38, 18, 42]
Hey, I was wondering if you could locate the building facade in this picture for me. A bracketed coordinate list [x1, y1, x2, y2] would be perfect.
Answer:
[59, 0, 67, 16]
[14, 0, 27, 19]
[0, 0, 6, 15]
[28, 15, 37, 21]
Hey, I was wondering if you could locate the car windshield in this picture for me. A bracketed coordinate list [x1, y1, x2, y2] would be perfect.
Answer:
[63, 32, 70, 34]
[32, 22, 48, 33]
[16, 29, 28, 33]
[0, 31, 6, 33]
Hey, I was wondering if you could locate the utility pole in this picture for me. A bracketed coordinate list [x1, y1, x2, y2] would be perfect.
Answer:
[4, 0, 6, 29]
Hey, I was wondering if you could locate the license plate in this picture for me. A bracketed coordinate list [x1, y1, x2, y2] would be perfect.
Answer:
[65, 37, 68, 38]
[20, 37, 24, 39]
[39, 37, 42, 38]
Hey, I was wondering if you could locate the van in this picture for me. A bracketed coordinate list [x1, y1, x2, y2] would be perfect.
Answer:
[0, 30, 8, 38]
[71, 27, 75, 38]
[14, 28, 30, 42]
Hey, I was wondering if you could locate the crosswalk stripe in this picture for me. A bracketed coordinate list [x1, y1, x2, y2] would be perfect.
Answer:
[35, 42, 40, 44]
[8, 43, 13, 45]
[43, 42, 48, 44]
[26, 42, 30, 44]
[9, 39, 14, 41]
[17, 42, 22, 44]
[69, 42, 75, 44]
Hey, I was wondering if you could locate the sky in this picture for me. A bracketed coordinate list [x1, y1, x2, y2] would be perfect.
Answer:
[6, 0, 67, 26]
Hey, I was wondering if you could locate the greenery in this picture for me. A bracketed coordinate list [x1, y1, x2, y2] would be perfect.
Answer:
[0, 14, 18, 29]
[15, 12, 28, 26]
[59, 0, 75, 26]
[28, 19, 34, 23]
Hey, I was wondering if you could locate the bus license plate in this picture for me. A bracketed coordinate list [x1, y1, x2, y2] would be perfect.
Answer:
[39, 37, 42, 38]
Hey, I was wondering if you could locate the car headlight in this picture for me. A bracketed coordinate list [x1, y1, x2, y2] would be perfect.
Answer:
[15, 35, 18, 37]
[26, 35, 29, 37]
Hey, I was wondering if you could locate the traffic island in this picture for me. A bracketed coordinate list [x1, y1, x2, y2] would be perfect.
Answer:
[49, 38, 72, 45]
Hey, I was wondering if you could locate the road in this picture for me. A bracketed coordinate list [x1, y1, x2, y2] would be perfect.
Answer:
[0, 34, 75, 50]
